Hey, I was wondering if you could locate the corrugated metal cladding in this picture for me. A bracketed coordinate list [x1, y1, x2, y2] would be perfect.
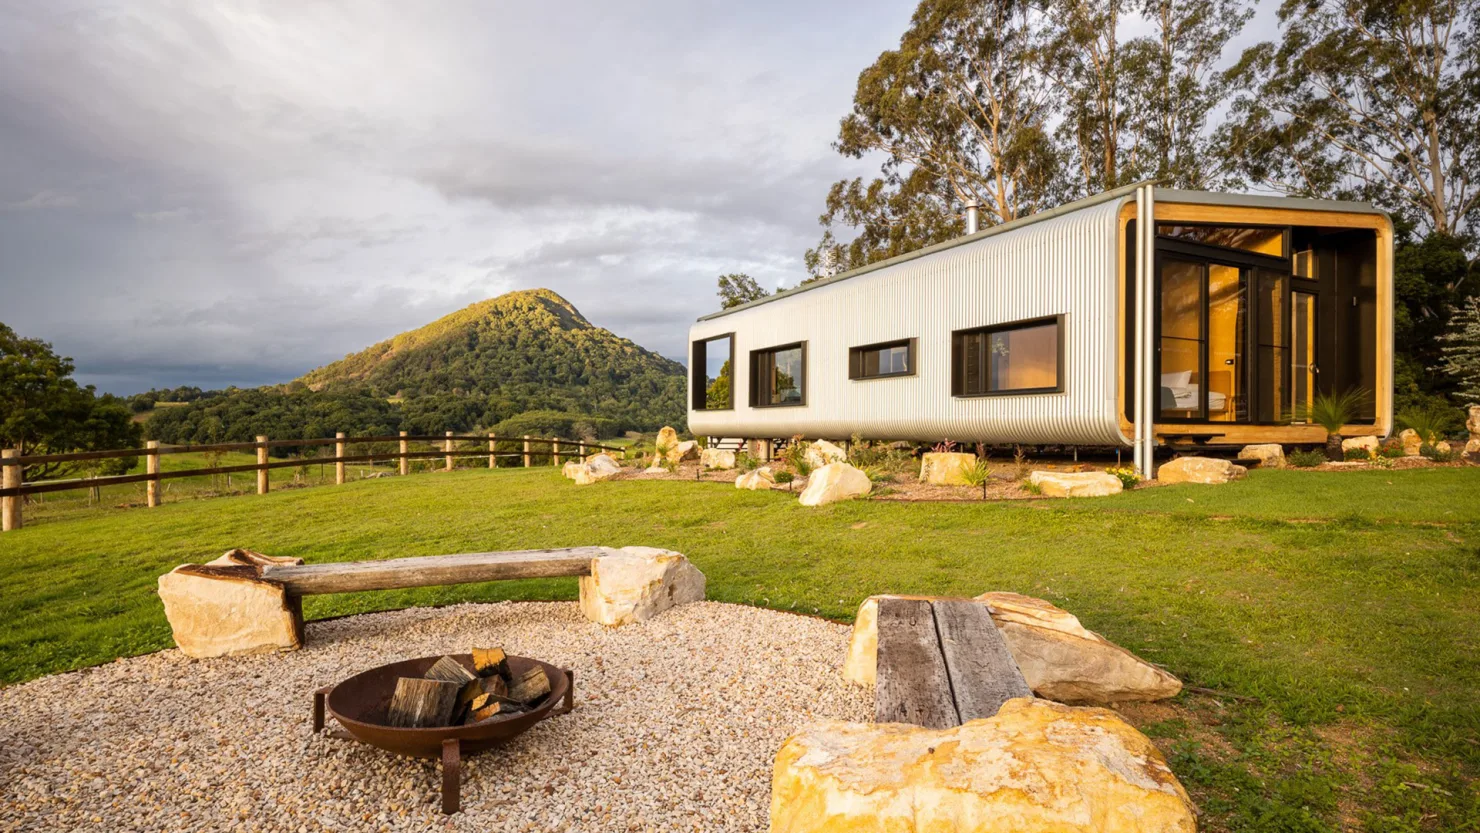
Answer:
[687, 197, 1128, 445]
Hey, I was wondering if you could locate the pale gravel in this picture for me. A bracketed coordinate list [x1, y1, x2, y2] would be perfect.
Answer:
[0, 601, 869, 832]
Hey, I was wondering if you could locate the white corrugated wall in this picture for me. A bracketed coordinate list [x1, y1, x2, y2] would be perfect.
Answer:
[688, 197, 1128, 445]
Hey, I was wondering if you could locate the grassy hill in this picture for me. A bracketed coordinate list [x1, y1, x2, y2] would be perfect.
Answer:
[141, 289, 686, 445]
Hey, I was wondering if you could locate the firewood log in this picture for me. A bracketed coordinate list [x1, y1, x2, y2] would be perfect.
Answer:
[508, 665, 551, 705]
[387, 678, 460, 728]
[472, 647, 510, 680]
[425, 656, 477, 685]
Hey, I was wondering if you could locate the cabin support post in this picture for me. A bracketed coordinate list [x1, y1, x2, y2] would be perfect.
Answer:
[256, 435, 270, 495]
[1134, 185, 1157, 480]
[335, 432, 346, 485]
[146, 440, 161, 507]
[399, 431, 409, 476]
[1, 448, 20, 532]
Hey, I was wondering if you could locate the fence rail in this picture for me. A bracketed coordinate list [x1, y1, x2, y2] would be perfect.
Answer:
[0, 432, 620, 531]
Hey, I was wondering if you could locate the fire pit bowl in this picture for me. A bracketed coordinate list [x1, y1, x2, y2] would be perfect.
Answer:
[312, 653, 574, 813]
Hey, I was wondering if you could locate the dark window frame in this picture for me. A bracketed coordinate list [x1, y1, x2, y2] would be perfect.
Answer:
[690, 332, 736, 411]
[951, 315, 1066, 398]
[749, 341, 808, 408]
[849, 337, 917, 381]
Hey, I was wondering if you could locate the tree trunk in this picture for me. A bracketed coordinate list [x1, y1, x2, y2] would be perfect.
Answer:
[1325, 435, 1343, 461]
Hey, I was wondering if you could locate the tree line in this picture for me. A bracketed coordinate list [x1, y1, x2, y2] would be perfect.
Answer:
[717, 0, 1480, 412]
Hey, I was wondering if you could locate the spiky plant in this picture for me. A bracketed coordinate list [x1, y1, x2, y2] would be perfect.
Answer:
[1298, 389, 1369, 460]
[1396, 405, 1461, 446]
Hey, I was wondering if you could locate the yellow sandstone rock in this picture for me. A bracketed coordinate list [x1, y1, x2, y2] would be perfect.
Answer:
[919, 452, 978, 485]
[770, 699, 1196, 833]
[157, 549, 305, 658]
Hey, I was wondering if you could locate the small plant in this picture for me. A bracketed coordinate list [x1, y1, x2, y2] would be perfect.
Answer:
[1012, 445, 1030, 480]
[735, 451, 758, 472]
[959, 459, 992, 499]
[1288, 449, 1327, 468]
[1397, 405, 1460, 446]
[932, 440, 959, 454]
[1020, 479, 1042, 495]
[1297, 388, 1370, 460]
[774, 470, 796, 491]
[1372, 454, 1394, 469]
[780, 436, 813, 476]
[1378, 442, 1405, 459]
[1105, 466, 1141, 489]
[1343, 447, 1372, 462]
[1420, 443, 1455, 463]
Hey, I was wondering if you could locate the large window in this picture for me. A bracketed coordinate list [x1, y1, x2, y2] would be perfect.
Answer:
[691, 334, 734, 410]
[951, 317, 1063, 396]
[750, 342, 806, 407]
[849, 338, 915, 380]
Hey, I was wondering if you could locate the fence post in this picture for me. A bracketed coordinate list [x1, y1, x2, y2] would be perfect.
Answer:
[335, 432, 346, 485]
[1, 448, 20, 532]
[146, 440, 160, 507]
[551, 438, 560, 466]
[523, 435, 531, 468]
[578, 441, 586, 459]
[256, 435, 270, 495]
[445, 431, 454, 472]
[399, 431, 409, 476]
[488, 433, 496, 468]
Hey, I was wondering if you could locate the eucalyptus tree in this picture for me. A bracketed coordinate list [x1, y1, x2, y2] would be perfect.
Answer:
[716, 273, 770, 309]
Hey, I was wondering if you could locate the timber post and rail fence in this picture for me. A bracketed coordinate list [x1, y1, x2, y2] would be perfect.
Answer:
[0, 433, 621, 532]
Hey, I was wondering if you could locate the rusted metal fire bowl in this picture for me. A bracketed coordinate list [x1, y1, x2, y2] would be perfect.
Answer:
[312, 653, 573, 813]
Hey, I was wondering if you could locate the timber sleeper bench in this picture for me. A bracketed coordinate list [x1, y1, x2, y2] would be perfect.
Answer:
[157, 546, 707, 658]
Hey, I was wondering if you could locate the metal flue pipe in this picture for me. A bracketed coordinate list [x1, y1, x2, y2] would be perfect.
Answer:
[964, 200, 981, 235]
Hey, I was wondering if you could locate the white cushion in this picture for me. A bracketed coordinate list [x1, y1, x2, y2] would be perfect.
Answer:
[1160, 371, 1192, 388]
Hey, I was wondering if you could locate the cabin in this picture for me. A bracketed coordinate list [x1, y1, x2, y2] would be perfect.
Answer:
[686, 183, 1392, 477]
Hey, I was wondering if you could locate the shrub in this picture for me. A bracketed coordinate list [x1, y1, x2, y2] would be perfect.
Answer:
[1020, 479, 1043, 495]
[1289, 449, 1327, 468]
[1420, 443, 1456, 463]
[958, 459, 992, 487]
[1012, 446, 1031, 480]
[1397, 405, 1461, 446]
[735, 451, 758, 472]
[1344, 447, 1372, 461]
[780, 437, 812, 476]
[1379, 442, 1405, 459]
[1105, 466, 1141, 488]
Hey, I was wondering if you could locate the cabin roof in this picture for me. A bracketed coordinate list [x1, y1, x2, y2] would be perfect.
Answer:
[696, 183, 1387, 323]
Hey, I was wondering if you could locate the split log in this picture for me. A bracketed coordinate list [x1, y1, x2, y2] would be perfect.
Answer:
[426, 656, 477, 685]
[509, 666, 551, 705]
[466, 698, 508, 723]
[387, 678, 460, 728]
[472, 647, 509, 680]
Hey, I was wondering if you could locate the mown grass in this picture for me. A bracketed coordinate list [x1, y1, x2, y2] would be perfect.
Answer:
[1, 466, 1476, 831]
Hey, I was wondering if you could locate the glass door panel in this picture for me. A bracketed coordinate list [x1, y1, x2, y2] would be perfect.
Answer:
[1254, 269, 1288, 422]
[1158, 260, 1205, 420]
[1206, 264, 1245, 422]
[1292, 291, 1317, 422]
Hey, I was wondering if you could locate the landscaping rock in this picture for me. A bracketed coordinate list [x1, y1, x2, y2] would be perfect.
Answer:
[844, 592, 1180, 704]
[564, 453, 621, 485]
[671, 440, 700, 462]
[918, 451, 977, 485]
[1028, 470, 1122, 497]
[1156, 456, 1246, 484]
[655, 425, 680, 455]
[1470, 405, 1480, 437]
[579, 546, 706, 626]
[1400, 428, 1423, 456]
[1435, 440, 1453, 456]
[803, 439, 848, 469]
[1465, 438, 1480, 464]
[770, 699, 1196, 833]
[1237, 443, 1285, 468]
[798, 462, 871, 507]
[975, 591, 1182, 704]
[157, 549, 305, 659]
[735, 467, 776, 490]
[1342, 436, 1380, 455]
[700, 448, 736, 469]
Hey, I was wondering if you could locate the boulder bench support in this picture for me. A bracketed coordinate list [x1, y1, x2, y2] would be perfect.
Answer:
[158, 546, 706, 658]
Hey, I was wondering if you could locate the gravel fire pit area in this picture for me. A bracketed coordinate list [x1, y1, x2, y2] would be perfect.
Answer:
[0, 601, 869, 832]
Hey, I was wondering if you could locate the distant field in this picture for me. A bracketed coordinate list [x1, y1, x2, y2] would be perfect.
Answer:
[1, 466, 1476, 830]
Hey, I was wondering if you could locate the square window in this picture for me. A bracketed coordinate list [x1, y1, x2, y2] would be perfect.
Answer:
[691, 334, 734, 410]
[850, 338, 916, 380]
[952, 317, 1063, 396]
[750, 343, 806, 407]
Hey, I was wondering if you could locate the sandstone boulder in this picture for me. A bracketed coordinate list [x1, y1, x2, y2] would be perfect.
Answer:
[770, 699, 1196, 833]
[844, 593, 1179, 703]
[803, 439, 848, 469]
[1435, 440, 1453, 456]
[1342, 435, 1380, 455]
[798, 462, 871, 507]
[670, 440, 700, 462]
[1237, 443, 1285, 468]
[655, 425, 679, 456]
[578, 546, 706, 626]
[1157, 456, 1246, 484]
[735, 467, 776, 490]
[1466, 437, 1480, 463]
[919, 452, 977, 485]
[157, 549, 305, 659]
[1469, 404, 1480, 437]
[700, 447, 736, 469]
[1400, 428, 1423, 456]
[1028, 470, 1123, 497]
[566, 453, 621, 485]
[975, 591, 1182, 703]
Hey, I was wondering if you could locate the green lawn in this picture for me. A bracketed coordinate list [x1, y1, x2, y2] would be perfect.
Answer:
[1, 466, 1476, 831]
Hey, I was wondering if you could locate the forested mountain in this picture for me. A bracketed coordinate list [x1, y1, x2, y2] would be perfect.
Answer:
[142, 289, 685, 446]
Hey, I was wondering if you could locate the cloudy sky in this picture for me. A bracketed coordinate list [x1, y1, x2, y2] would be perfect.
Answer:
[0, 1, 1277, 394]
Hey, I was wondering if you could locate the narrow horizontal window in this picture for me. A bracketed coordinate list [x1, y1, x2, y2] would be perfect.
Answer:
[849, 338, 916, 380]
[1157, 224, 1287, 258]
[691, 333, 734, 410]
[952, 316, 1063, 397]
[750, 342, 806, 407]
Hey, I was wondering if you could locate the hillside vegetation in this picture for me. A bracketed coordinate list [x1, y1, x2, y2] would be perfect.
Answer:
[142, 289, 685, 445]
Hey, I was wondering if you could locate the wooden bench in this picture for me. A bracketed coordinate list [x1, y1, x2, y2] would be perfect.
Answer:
[260, 548, 606, 596]
[874, 597, 1033, 729]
